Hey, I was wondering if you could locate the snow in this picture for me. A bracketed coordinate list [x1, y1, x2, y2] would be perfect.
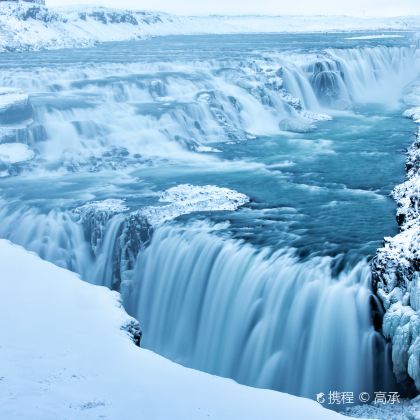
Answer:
[345, 34, 404, 40]
[0, 239, 355, 420]
[404, 107, 420, 123]
[345, 396, 420, 420]
[0, 1, 419, 52]
[141, 184, 249, 227]
[75, 198, 129, 214]
[0, 143, 34, 164]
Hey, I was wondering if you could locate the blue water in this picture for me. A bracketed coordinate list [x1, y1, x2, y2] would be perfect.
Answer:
[0, 32, 419, 401]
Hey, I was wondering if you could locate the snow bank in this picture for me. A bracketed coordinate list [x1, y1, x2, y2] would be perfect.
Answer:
[0, 1, 419, 52]
[372, 80, 420, 392]
[0, 239, 353, 420]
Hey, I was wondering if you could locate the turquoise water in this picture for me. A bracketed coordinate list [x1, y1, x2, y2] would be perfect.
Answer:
[0, 32, 419, 401]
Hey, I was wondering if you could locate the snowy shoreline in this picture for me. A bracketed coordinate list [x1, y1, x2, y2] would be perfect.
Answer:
[0, 1, 419, 52]
[0, 239, 353, 420]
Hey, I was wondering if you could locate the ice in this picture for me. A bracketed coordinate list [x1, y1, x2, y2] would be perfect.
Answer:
[76, 199, 129, 214]
[373, 80, 420, 392]
[345, 34, 405, 40]
[141, 184, 249, 227]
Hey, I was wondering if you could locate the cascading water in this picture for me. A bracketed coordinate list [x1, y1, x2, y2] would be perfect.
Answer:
[1, 35, 419, 403]
[127, 224, 396, 398]
[0, 44, 417, 174]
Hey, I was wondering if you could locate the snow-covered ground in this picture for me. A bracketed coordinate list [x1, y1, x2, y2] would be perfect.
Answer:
[0, 239, 356, 420]
[0, 1, 419, 52]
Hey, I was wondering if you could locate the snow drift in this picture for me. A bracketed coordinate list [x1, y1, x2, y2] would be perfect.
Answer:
[0, 239, 353, 420]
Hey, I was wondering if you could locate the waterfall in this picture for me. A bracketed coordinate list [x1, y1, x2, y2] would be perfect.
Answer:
[126, 224, 396, 398]
[0, 200, 399, 397]
[0, 42, 418, 401]
[0, 46, 418, 174]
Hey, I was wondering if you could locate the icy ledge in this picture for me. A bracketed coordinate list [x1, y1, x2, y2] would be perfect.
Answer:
[0, 239, 352, 420]
[372, 82, 420, 393]
[75, 184, 249, 229]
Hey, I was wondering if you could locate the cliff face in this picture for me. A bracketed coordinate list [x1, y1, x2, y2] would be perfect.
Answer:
[373, 80, 420, 393]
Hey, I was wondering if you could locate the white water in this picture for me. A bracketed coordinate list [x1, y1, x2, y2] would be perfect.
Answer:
[126, 224, 395, 398]
[0, 46, 418, 173]
[0, 201, 398, 397]
[0, 41, 419, 400]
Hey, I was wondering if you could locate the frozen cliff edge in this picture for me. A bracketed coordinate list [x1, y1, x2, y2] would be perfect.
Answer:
[1, 1, 420, 52]
[73, 185, 249, 290]
[372, 81, 420, 393]
[0, 239, 354, 420]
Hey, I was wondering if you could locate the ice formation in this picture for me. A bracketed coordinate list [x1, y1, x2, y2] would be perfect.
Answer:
[373, 81, 420, 392]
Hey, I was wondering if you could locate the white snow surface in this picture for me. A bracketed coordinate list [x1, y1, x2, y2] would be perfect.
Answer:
[0, 239, 356, 420]
[0, 1, 419, 52]
[0, 142, 34, 163]
[141, 184, 249, 226]
[345, 34, 404, 40]
[75, 198, 129, 214]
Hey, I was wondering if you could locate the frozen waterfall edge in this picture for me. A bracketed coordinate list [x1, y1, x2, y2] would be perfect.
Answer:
[373, 81, 420, 394]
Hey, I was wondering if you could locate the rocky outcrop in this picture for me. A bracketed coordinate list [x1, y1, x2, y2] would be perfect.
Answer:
[72, 185, 248, 290]
[373, 85, 420, 392]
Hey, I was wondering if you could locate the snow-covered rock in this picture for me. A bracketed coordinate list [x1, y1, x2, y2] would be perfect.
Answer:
[0, 239, 353, 420]
[141, 184, 249, 227]
[74, 199, 129, 255]
[404, 107, 420, 124]
[72, 185, 248, 289]
[0, 1, 419, 52]
[373, 88, 420, 392]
